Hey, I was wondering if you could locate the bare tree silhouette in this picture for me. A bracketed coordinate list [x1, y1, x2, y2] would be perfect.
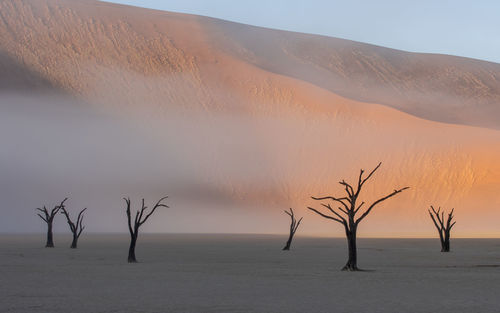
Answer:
[282, 208, 303, 251]
[60, 206, 87, 249]
[124, 196, 169, 263]
[308, 162, 409, 271]
[428, 206, 456, 252]
[36, 198, 67, 248]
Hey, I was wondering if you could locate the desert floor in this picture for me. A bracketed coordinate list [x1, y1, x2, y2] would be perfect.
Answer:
[1, 234, 499, 313]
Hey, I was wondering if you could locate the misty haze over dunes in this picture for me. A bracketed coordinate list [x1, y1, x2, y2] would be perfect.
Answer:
[0, 0, 499, 236]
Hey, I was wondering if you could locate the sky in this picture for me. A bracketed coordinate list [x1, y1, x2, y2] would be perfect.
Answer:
[105, 0, 500, 64]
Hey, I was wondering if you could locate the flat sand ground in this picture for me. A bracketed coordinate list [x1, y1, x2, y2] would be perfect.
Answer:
[1, 234, 499, 313]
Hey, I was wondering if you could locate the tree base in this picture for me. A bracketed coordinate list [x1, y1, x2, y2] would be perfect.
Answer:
[282, 246, 290, 251]
[45, 244, 54, 248]
[341, 263, 360, 271]
[341, 267, 361, 271]
[440, 242, 450, 252]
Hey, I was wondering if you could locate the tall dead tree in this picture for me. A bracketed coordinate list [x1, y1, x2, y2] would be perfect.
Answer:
[308, 162, 409, 271]
[428, 206, 456, 252]
[36, 198, 67, 248]
[282, 208, 303, 251]
[60, 206, 87, 249]
[124, 196, 169, 263]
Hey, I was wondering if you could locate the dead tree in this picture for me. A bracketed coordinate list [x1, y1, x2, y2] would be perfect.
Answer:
[60, 206, 87, 249]
[308, 162, 409, 271]
[428, 206, 456, 252]
[282, 208, 303, 251]
[36, 198, 67, 248]
[124, 196, 169, 263]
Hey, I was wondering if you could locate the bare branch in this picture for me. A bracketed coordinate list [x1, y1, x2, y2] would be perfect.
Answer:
[36, 207, 47, 214]
[138, 198, 147, 224]
[359, 162, 382, 188]
[307, 207, 344, 224]
[355, 187, 409, 224]
[321, 201, 348, 215]
[430, 206, 444, 228]
[140, 196, 169, 225]
[51, 198, 68, 217]
[339, 180, 354, 198]
[36, 213, 48, 223]
[124, 197, 134, 236]
[76, 208, 87, 225]
[76, 208, 87, 237]
[134, 211, 140, 227]
[60, 206, 76, 232]
[446, 208, 455, 229]
[320, 203, 347, 222]
[354, 201, 365, 214]
[357, 168, 365, 191]
[428, 209, 441, 231]
[294, 217, 303, 232]
[312, 195, 349, 212]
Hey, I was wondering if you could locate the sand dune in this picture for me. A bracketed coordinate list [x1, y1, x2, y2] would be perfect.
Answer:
[1, 0, 500, 128]
[0, 0, 499, 236]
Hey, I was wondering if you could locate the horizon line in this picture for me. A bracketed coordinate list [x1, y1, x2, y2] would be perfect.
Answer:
[2, 232, 500, 239]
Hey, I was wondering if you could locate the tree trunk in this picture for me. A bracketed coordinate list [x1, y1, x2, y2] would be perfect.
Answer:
[441, 232, 450, 252]
[441, 241, 450, 252]
[46, 223, 54, 248]
[342, 227, 358, 271]
[282, 235, 293, 250]
[128, 235, 137, 263]
[70, 235, 78, 249]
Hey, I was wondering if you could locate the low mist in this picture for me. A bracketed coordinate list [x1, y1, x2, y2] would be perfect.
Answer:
[2, 85, 499, 238]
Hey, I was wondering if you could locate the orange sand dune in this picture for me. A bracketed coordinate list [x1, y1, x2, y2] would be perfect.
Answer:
[1, 0, 500, 128]
[0, 0, 499, 236]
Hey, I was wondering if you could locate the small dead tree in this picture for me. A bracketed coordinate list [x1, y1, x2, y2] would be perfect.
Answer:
[282, 208, 303, 251]
[36, 198, 67, 248]
[124, 196, 169, 263]
[308, 163, 409, 271]
[428, 206, 456, 252]
[60, 206, 87, 249]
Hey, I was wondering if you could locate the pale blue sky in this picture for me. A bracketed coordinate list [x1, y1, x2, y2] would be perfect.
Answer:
[106, 0, 500, 64]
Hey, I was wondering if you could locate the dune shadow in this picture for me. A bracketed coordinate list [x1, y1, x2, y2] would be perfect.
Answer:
[0, 50, 60, 92]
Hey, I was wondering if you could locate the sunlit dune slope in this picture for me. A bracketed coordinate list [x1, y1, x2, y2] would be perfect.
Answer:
[203, 18, 500, 129]
[0, 0, 499, 236]
[1, 0, 500, 128]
